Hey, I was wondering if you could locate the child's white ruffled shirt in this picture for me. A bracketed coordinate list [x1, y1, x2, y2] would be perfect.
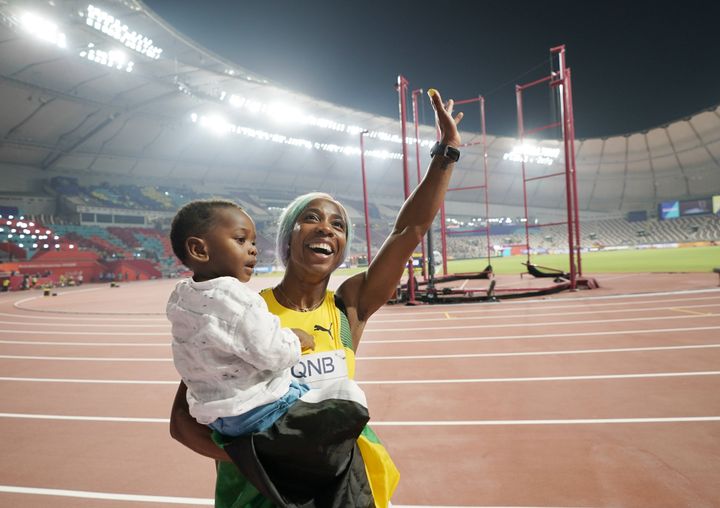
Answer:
[167, 276, 300, 424]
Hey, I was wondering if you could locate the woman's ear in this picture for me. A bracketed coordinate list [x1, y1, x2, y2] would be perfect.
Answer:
[185, 236, 209, 263]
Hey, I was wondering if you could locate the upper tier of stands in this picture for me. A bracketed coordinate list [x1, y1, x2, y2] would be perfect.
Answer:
[50, 176, 207, 212]
[443, 215, 720, 259]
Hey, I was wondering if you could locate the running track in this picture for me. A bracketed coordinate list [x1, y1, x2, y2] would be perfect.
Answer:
[1, 272, 719, 507]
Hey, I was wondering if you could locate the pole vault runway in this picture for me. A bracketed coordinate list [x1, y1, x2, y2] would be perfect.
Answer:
[1, 274, 719, 507]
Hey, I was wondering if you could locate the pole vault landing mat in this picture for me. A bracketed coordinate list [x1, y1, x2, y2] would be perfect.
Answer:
[393, 273, 580, 304]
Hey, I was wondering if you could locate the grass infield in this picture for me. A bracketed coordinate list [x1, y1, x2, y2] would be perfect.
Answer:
[329, 245, 719, 276]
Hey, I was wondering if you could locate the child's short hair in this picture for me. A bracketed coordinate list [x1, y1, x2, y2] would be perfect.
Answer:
[170, 200, 243, 263]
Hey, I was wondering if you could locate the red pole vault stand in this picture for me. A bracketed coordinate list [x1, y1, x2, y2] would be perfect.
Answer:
[359, 130, 372, 265]
[436, 95, 493, 274]
[397, 75, 418, 304]
[515, 45, 582, 289]
[411, 88, 428, 281]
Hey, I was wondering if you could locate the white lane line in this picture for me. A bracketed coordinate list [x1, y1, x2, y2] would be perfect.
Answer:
[374, 295, 720, 322]
[0, 340, 168, 346]
[0, 320, 168, 328]
[5, 290, 719, 322]
[1, 413, 718, 427]
[4, 312, 718, 337]
[0, 330, 168, 336]
[12, 288, 106, 307]
[362, 325, 720, 344]
[366, 302, 720, 324]
[2, 371, 718, 385]
[2, 325, 717, 346]
[370, 416, 720, 426]
[0, 413, 169, 422]
[357, 371, 720, 385]
[0, 485, 213, 505]
[3, 343, 719, 362]
[358, 344, 720, 360]
[0, 377, 177, 384]
[0, 311, 165, 322]
[363, 313, 720, 333]
[0, 355, 172, 361]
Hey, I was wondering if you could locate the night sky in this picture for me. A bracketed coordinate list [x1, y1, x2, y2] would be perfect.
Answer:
[144, 0, 720, 139]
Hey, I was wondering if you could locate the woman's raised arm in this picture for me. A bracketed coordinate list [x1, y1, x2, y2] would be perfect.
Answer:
[340, 89, 463, 324]
[170, 381, 231, 462]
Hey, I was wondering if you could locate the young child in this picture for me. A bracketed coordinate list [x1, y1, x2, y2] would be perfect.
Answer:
[167, 199, 315, 436]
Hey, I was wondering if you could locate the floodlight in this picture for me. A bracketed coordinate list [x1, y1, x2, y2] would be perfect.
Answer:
[267, 103, 304, 123]
[80, 45, 134, 72]
[503, 143, 559, 166]
[228, 95, 245, 108]
[21, 12, 67, 49]
[245, 100, 263, 114]
[85, 5, 162, 59]
[199, 114, 233, 135]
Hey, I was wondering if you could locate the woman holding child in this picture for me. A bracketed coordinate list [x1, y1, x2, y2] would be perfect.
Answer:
[170, 88, 463, 507]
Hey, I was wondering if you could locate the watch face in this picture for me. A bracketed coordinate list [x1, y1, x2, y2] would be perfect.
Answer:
[430, 142, 459, 161]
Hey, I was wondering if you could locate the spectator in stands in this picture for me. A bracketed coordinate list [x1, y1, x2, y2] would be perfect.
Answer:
[170, 88, 463, 507]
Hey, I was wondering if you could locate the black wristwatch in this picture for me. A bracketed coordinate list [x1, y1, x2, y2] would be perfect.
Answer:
[430, 141, 460, 162]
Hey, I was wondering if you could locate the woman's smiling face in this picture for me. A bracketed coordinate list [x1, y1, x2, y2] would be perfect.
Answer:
[287, 198, 348, 276]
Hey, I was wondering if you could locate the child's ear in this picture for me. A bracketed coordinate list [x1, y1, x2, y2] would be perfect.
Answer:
[185, 236, 209, 263]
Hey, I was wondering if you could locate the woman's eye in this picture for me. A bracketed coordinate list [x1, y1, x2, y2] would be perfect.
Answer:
[235, 238, 245, 244]
[333, 222, 345, 231]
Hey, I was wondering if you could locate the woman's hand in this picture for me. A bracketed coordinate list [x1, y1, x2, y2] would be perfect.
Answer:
[339, 88, 464, 340]
[170, 381, 231, 462]
[428, 88, 463, 148]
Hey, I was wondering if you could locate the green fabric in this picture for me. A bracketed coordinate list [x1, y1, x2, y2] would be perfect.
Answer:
[338, 309, 353, 350]
[213, 431, 276, 508]
[360, 425, 383, 445]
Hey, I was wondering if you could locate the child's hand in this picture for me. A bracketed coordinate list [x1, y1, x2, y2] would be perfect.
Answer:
[292, 329, 315, 351]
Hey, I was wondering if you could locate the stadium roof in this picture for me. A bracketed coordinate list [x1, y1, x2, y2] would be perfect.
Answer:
[1, 0, 719, 215]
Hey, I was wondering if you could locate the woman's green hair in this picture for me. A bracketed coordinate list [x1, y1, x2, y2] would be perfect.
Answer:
[275, 192, 352, 267]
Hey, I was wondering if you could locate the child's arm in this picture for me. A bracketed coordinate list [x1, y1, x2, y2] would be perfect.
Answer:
[206, 279, 303, 372]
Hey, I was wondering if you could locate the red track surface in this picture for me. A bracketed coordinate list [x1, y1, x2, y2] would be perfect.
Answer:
[1, 272, 719, 507]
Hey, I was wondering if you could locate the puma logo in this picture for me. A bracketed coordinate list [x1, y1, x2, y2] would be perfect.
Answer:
[313, 323, 334, 342]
